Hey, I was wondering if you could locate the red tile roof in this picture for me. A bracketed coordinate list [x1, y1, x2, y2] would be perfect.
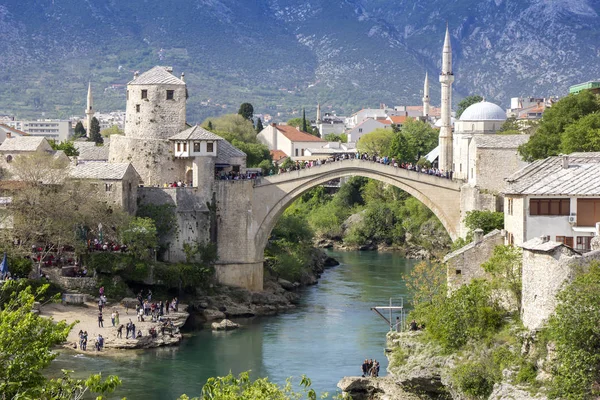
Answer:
[388, 116, 408, 124]
[270, 149, 288, 161]
[275, 125, 325, 142]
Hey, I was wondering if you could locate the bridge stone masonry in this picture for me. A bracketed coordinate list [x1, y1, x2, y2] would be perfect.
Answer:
[213, 159, 462, 291]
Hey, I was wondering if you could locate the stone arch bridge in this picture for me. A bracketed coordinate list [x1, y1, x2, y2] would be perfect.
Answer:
[214, 159, 462, 291]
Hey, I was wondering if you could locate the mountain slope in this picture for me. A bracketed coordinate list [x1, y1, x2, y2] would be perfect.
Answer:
[0, 0, 598, 122]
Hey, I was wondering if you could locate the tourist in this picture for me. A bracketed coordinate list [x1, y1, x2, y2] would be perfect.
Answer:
[98, 312, 104, 328]
[395, 316, 400, 332]
[115, 310, 120, 326]
[99, 286, 104, 297]
[174, 297, 179, 312]
[95, 334, 104, 351]
[82, 331, 88, 350]
[98, 298, 103, 312]
[136, 330, 142, 339]
[147, 289, 152, 301]
[117, 324, 124, 339]
[159, 300, 164, 316]
[165, 300, 170, 315]
[410, 320, 418, 331]
[126, 320, 133, 339]
[137, 306, 144, 322]
[361, 359, 369, 377]
[78, 330, 85, 350]
[111, 310, 116, 327]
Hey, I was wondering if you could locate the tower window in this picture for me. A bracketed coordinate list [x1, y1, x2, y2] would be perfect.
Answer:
[183, 143, 187, 152]
[141, 90, 148, 99]
[127, 90, 129, 100]
[193, 142, 201, 152]
[177, 143, 181, 152]
[166, 90, 174, 100]
[207, 142, 214, 152]
[136, 104, 140, 113]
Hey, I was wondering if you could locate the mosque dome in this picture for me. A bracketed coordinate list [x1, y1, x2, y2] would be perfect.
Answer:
[460, 101, 506, 121]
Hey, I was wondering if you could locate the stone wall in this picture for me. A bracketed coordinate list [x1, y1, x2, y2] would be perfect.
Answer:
[459, 184, 501, 237]
[444, 229, 504, 290]
[476, 147, 527, 194]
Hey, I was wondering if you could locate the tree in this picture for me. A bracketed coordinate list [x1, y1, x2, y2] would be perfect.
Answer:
[388, 118, 438, 162]
[498, 116, 520, 133]
[230, 139, 272, 167]
[48, 139, 79, 157]
[464, 210, 504, 235]
[547, 262, 600, 398]
[202, 114, 256, 143]
[356, 128, 393, 155]
[207, 120, 214, 131]
[405, 261, 446, 306]
[456, 95, 483, 119]
[88, 117, 103, 144]
[238, 103, 254, 121]
[287, 117, 313, 134]
[74, 121, 86, 138]
[178, 371, 324, 400]
[481, 245, 522, 309]
[0, 282, 121, 399]
[120, 217, 159, 260]
[560, 112, 600, 154]
[100, 125, 124, 137]
[323, 133, 347, 143]
[255, 117, 264, 133]
[518, 91, 600, 161]
[302, 108, 308, 132]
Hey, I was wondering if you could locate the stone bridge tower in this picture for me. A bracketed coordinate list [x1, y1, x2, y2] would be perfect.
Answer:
[109, 66, 187, 185]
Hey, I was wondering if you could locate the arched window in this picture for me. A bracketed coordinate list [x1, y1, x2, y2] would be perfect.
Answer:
[6, 155, 12, 163]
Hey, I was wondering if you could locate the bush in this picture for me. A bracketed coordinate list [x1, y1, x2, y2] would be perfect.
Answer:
[452, 360, 497, 398]
[464, 210, 504, 234]
[412, 280, 505, 351]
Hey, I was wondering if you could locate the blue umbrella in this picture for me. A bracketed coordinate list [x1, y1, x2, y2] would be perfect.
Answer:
[0, 253, 8, 278]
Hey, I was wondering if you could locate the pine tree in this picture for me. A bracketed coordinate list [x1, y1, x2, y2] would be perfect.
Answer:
[301, 108, 308, 132]
[255, 118, 264, 133]
[88, 117, 103, 144]
[74, 121, 86, 138]
[238, 103, 254, 121]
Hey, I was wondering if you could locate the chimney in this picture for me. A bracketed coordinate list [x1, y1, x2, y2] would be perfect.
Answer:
[562, 155, 569, 169]
[180, 72, 185, 82]
[6, 132, 11, 139]
[541, 235, 549, 243]
[473, 228, 484, 243]
[134, 71, 139, 79]
[271, 123, 276, 127]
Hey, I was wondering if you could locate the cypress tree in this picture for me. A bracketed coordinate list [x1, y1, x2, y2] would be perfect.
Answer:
[255, 118, 264, 133]
[301, 108, 308, 132]
[88, 117, 103, 144]
[74, 121, 86, 138]
[207, 121, 214, 131]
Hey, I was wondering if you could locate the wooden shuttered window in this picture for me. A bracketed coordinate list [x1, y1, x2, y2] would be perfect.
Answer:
[529, 199, 570, 216]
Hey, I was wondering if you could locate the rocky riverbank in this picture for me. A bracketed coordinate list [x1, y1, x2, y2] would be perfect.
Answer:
[189, 248, 339, 322]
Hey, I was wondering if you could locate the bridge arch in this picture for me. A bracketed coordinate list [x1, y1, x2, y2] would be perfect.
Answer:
[250, 160, 462, 264]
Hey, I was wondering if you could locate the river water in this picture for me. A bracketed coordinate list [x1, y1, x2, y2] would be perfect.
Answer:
[49, 250, 416, 399]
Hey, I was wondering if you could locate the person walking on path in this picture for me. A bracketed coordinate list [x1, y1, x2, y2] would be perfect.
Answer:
[111, 310, 116, 327]
[117, 324, 124, 339]
[98, 312, 104, 328]
[115, 310, 120, 326]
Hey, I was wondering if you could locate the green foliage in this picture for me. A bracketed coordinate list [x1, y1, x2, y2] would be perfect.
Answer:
[257, 159, 274, 174]
[302, 108, 308, 132]
[0, 282, 121, 398]
[560, 112, 600, 154]
[73, 121, 86, 138]
[323, 133, 348, 143]
[335, 176, 367, 208]
[464, 210, 504, 234]
[481, 245, 523, 309]
[48, 139, 80, 157]
[154, 262, 215, 290]
[389, 346, 408, 369]
[136, 203, 178, 241]
[178, 371, 327, 400]
[255, 117, 264, 133]
[356, 128, 393, 155]
[100, 125, 124, 137]
[547, 262, 600, 399]
[238, 102, 254, 120]
[8, 255, 33, 278]
[287, 117, 314, 135]
[518, 91, 600, 161]
[182, 241, 218, 264]
[412, 280, 505, 351]
[120, 217, 158, 260]
[456, 95, 483, 119]
[450, 237, 469, 251]
[266, 213, 314, 282]
[499, 116, 520, 132]
[452, 360, 497, 399]
[88, 116, 104, 144]
[344, 201, 405, 246]
[231, 139, 272, 167]
[203, 114, 257, 143]
[388, 118, 438, 162]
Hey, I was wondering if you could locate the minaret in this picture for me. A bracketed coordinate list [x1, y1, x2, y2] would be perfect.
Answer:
[438, 24, 454, 174]
[85, 82, 94, 137]
[422, 72, 430, 117]
[316, 102, 322, 123]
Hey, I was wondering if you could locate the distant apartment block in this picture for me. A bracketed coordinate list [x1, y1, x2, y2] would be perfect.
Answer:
[3, 120, 73, 142]
[569, 80, 600, 95]
[506, 97, 557, 120]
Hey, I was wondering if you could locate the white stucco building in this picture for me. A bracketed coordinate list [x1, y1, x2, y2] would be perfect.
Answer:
[346, 118, 391, 143]
[257, 123, 325, 159]
[503, 153, 600, 251]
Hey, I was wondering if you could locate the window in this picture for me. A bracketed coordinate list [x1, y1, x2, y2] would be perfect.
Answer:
[194, 142, 201, 152]
[507, 232, 514, 245]
[5, 155, 12, 163]
[577, 236, 593, 252]
[136, 104, 140, 113]
[207, 142, 214, 152]
[166, 90, 174, 100]
[295, 149, 298, 157]
[359, 128, 363, 133]
[183, 143, 187, 152]
[529, 198, 570, 216]
[177, 143, 181, 152]
[127, 90, 129, 100]
[455, 269, 462, 275]
[301, 149, 305, 156]
[141, 89, 148, 99]
[577, 198, 600, 227]
[556, 236, 574, 248]
[105, 183, 113, 192]
[507, 198, 513, 216]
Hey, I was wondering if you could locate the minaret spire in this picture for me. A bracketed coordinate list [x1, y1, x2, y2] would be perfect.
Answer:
[422, 72, 430, 117]
[438, 24, 454, 175]
[85, 82, 94, 138]
[316, 102, 322, 123]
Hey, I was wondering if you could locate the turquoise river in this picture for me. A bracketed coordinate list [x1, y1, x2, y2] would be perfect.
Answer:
[49, 250, 417, 399]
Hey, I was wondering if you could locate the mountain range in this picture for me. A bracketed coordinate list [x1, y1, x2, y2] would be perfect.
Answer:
[0, 0, 599, 123]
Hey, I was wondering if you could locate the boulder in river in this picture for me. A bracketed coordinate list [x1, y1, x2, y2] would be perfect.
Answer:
[211, 319, 240, 331]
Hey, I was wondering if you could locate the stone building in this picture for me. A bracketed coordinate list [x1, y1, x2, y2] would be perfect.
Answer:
[257, 123, 325, 159]
[69, 162, 140, 214]
[74, 141, 109, 164]
[503, 153, 600, 250]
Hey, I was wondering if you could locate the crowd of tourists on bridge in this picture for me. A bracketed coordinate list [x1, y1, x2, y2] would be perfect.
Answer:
[275, 152, 453, 179]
